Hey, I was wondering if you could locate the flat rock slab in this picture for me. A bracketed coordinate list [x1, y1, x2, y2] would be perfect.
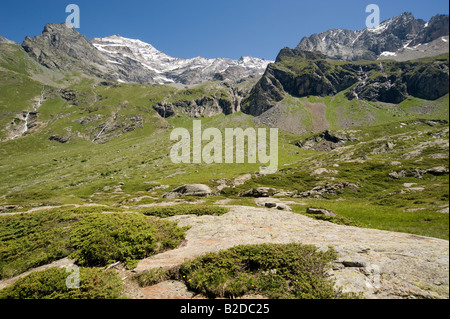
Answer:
[136, 206, 449, 299]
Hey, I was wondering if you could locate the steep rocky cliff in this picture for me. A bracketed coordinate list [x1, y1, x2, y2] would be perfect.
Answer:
[242, 48, 449, 116]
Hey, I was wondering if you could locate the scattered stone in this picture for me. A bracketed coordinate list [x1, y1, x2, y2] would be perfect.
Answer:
[390, 167, 449, 179]
[233, 174, 252, 186]
[427, 166, 449, 176]
[49, 135, 70, 144]
[264, 202, 277, 208]
[273, 191, 296, 198]
[294, 182, 358, 198]
[389, 170, 407, 179]
[404, 208, 426, 212]
[311, 168, 338, 176]
[306, 207, 337, 217]
[276, 203, 292, 211]
[429, 154, 448, 159]
[163, 184, 212, 199]
[243, 187, 277, 198]
[386, 142, 396, 150]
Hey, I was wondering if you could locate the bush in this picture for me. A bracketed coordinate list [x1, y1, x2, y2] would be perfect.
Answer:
[0, 209, 188, 279]
[178, 243, 358, 299]
[69, 213, 186, 267]
[0, 267, 123, 299]
[0, 210, 79, 280]
[140, 205, 228, 218]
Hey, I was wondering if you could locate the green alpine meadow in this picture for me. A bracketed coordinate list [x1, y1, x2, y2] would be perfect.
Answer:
[0, 4, 448, 302]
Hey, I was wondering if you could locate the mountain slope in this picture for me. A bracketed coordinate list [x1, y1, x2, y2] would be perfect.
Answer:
[0, 35, 15, 44]
[242, 47, 449, 117]
[22, 23, 112, 79]
[296, 13, 449, 61]
[20, 24, 271, 86]
[91, 35, 271, 85]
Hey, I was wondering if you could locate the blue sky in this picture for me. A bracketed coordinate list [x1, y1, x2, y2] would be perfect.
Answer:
[0, 0, 448, 60]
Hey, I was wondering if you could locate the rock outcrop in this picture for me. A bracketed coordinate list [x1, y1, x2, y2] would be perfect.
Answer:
[242, 48, 449, 116]
[135, 206, 449, 299]
[22, 23, 112, 79]
[163, 184, 212, 199]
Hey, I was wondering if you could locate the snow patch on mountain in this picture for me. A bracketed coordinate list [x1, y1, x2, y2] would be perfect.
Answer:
[91, 35, 272, 85]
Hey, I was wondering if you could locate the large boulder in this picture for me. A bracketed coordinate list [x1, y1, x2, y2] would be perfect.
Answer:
[163, 184, 212, 199]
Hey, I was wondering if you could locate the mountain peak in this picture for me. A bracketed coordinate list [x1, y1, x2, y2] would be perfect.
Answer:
[90, 35, 271, 85]
[0, 35, 15, 44]
[296, 12, 449, 61]
[21, 22, 110, 77]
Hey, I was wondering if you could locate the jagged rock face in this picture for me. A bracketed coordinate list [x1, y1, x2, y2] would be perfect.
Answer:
[22, 23, 112, 78]
[90, 35, 272, 85]
[296, 13, 449, 61]
[242, 48, 449, 116]
[411, 14, 449, 45]
[152, 81, 251, 118]
[153, 93, 240, 118]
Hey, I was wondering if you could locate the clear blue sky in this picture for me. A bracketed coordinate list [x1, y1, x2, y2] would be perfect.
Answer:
[0, 0, 448, 60]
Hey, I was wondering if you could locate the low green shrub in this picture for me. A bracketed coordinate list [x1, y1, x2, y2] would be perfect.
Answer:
[0, 267, 123, 299]
[304, 213, 362, 227]
[0, 210, 79, 280]
[69, 213, 186, 267]
[140, 205, 228, 218]
[0, 210, 187, 279]
[178, 243, 358, 299]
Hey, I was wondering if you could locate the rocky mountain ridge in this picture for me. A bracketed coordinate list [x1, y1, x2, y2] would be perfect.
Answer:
[0, 35, 15, 44]
[296, 13, 449, 61]
[91, 35, 271, 85]
[18, 23, 271, 85]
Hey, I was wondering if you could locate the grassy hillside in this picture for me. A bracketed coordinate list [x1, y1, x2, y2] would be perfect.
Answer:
[0, 43, 448, 300]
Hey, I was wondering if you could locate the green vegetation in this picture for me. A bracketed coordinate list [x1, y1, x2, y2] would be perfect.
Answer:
[69, 213, 186, 268]
[0, 267, 123, 299]
[302, 199, 449, 240]
[0, 208, 187, 279]
[135, 267, 170, 287]
[302, 210, 362, 227]
[0, 209, 79, 279]
[136, 243, 359, 299]
[140, 205, 228, 218]
[1, 40, 449, 300]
